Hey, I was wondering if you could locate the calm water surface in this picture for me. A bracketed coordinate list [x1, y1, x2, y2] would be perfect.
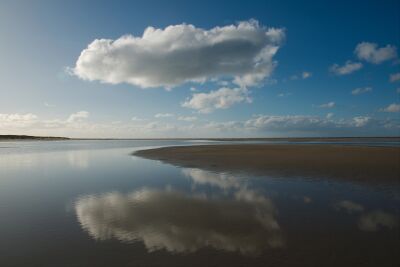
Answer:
[0, 140, 399, 266]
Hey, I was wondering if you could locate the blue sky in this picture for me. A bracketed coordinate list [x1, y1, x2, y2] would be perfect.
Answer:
[0, 0, 399, 137]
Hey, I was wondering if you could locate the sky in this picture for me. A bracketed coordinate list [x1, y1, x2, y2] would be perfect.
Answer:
[0, 0, 399, 138]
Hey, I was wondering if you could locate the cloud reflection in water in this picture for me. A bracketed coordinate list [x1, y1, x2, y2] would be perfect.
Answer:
[358, 210, 398, 232]
[75, 186, 283, 255]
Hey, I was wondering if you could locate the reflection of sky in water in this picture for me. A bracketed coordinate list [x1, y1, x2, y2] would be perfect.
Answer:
[0, 149, 90, 170]
[75, 167, 399, 256]
[0, 140, 399, 266]
[75, 168, 285, 255]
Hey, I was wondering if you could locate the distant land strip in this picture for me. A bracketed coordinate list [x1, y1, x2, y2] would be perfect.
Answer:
[0, 135, 69, 141]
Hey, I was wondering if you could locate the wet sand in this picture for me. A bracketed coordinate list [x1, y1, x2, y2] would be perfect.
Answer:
[135, 144, 400, 184]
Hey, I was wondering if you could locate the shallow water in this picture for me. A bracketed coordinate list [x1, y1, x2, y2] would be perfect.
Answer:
[0, 140, 399, 266]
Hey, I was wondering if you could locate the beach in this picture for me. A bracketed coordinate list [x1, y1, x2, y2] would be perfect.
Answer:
[135, 144, 400, 184]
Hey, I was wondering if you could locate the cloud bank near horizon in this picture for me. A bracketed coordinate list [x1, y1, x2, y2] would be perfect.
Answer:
[1, 112, 399, 138]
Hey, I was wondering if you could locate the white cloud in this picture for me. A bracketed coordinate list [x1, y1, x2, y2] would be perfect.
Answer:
[182, 87, 252, 113]
[178, 116, 197, 122]
[67, 111, 89, 123]
[330, 61, 363, 75]
[154, 113, 174, 118]
[72, 20, 284, 89]
[277, 92, 292, 97]
[390, 72, 400, 83]
[326, 113, 334, 119]
[352, 116, 372, 127]
[245, 115, 335, 131]
[44, 102, 56, 108]
[355, 42, 397, 64]
[0, 111, 94, 137]
[217, 80, 230, 86]
[1, 112, 399, 138]
[290, 71, 312, 80]
[351, 87, 372, 95]
[0, 113, 37, 122]
[302, 71, 312, 79]
[381, 103, 400, 113]
[131, 116, 144, 121]
[0, 113, 38, 129]
[318, 102, 335, 108]
[208, 114, 400, 136]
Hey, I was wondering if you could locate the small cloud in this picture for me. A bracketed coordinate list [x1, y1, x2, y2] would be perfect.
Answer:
[380, 103, 400, 113]
[182, 87, 252, 113]
[290, 71, 312, 80]
[64, 66, 75, 76]
[131, 116, 144, 121]
[217, 80, 230, 86]
[396, 88, 400, 94]
[318, 102, 335, 109]
[358, 210, 398, 232]
[351, 87, 372, 95]
[178, 116, 197, 122]
[190, 87, 197, 92]
[277, 92, 292, 97]
[302, 71, 312, 79]
[330, 61, 363, 75]
[326, 113, 334, 119]
[44, 102, 56, 108]
[67, 111, 89, 123]
[355, 42, 398, 64]
[154, 113, 174, 118]
[303, 196, 312, 204]
[353, 116, 371, 127]
[389, 72, 400, 83]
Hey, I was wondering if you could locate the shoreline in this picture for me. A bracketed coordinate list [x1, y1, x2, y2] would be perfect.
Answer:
[1, 135, 399, 142]
[134, 144, 400, 184]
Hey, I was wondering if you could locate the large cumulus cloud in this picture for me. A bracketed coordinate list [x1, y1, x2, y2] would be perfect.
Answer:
[72, 20, 284, 88]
